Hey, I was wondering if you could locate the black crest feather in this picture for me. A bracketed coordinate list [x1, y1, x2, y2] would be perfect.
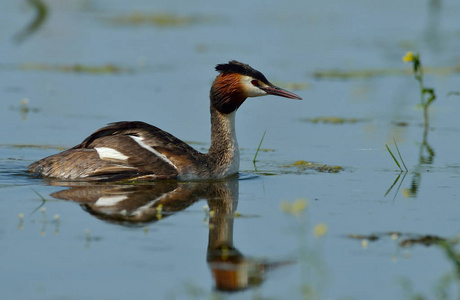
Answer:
[215, 60, 269, 84]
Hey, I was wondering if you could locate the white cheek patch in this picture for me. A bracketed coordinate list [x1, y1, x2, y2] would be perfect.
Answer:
[95, 147, 129, 161]
[240, 76, 268, 97]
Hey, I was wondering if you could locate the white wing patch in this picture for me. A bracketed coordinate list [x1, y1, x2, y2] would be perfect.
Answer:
[95, 147, 129, 161]
[95, 195, 128, 206]
[129, 135, 178, 170]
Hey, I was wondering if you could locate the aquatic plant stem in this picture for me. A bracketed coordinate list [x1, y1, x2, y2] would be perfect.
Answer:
[385, 144, 403, 172]
[404, 52, 436, 132]
[253, 130, 267, 168]
[393, 138, 408, 172]
[30, 188, 47, 215]
[14, 0, 48, 43]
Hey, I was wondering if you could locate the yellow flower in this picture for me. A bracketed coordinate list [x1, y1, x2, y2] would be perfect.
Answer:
[292, 198, 308, 212]
[280, 198, 308, 215]
[402, 51, 415, 63]
[313, 223, 328, 237]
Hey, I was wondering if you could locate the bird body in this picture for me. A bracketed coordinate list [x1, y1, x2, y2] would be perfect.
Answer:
[28, 61, 301, 181]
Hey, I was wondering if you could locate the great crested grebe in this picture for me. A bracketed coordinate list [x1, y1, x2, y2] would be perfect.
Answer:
[28, 60, 302, 181]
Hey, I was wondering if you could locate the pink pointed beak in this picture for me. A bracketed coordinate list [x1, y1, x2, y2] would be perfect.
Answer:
[261, 85, 302, 100]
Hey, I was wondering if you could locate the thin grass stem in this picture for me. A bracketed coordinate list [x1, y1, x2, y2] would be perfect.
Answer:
[393, 138, 408, 172]
[253, 130, 267, 168]
[386, 144, 402, 171]
[30, 188, 47, 215]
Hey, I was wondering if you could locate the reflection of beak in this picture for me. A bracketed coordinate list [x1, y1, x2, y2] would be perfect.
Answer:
[261, 84, 302, 100]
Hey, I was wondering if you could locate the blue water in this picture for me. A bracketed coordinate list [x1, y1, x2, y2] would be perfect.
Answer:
[2, 0, 460, 299]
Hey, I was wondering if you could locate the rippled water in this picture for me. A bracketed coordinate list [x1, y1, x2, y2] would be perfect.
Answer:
[2, 0, 460, 299]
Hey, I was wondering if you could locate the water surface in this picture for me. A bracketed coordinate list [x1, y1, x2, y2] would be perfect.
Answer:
[2, 0, 460, 299]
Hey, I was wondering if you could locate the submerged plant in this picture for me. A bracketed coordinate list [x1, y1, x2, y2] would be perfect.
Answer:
[403, 51, 437, 131]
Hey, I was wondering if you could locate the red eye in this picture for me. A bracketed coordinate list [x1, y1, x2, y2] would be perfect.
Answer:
[251, 80, 260, 87]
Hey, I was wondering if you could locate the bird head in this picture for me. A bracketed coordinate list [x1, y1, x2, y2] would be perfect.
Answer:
[211, 60, 302, 114]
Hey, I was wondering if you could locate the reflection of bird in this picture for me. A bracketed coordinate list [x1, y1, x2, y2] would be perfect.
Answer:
[50, 180, 238, 225]
[50, 179, 293, 291]
[206, 186, 295, 292]
[51, 182, 207, 225]
[29, 61, 301, 181]
[208, 246, 295, 292]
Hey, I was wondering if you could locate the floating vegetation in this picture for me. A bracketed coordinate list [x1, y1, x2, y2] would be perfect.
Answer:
[392, 121, 409, 127]
[349, 231, 460, 298]
[19, 63, 130, 74]
[313, 68, 412, 79]
[348, 233, 381, 241]
[0, 144, 64, 150]
[301, 116, 365, 124]
[107, 12, 207, 27]
[14, 0, 48, 43]
[347, 231, 456, 248]
[271, 81, 309, 91]
[399, 235, 446, 248]
[313, 65, 460, 79]
[285, 160, 344, 173]
[447, 91, 460, 97]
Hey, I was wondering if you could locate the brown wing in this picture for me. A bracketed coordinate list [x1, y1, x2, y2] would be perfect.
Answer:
[77, 121, 193, 150]
[29, 121, 203, 181]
